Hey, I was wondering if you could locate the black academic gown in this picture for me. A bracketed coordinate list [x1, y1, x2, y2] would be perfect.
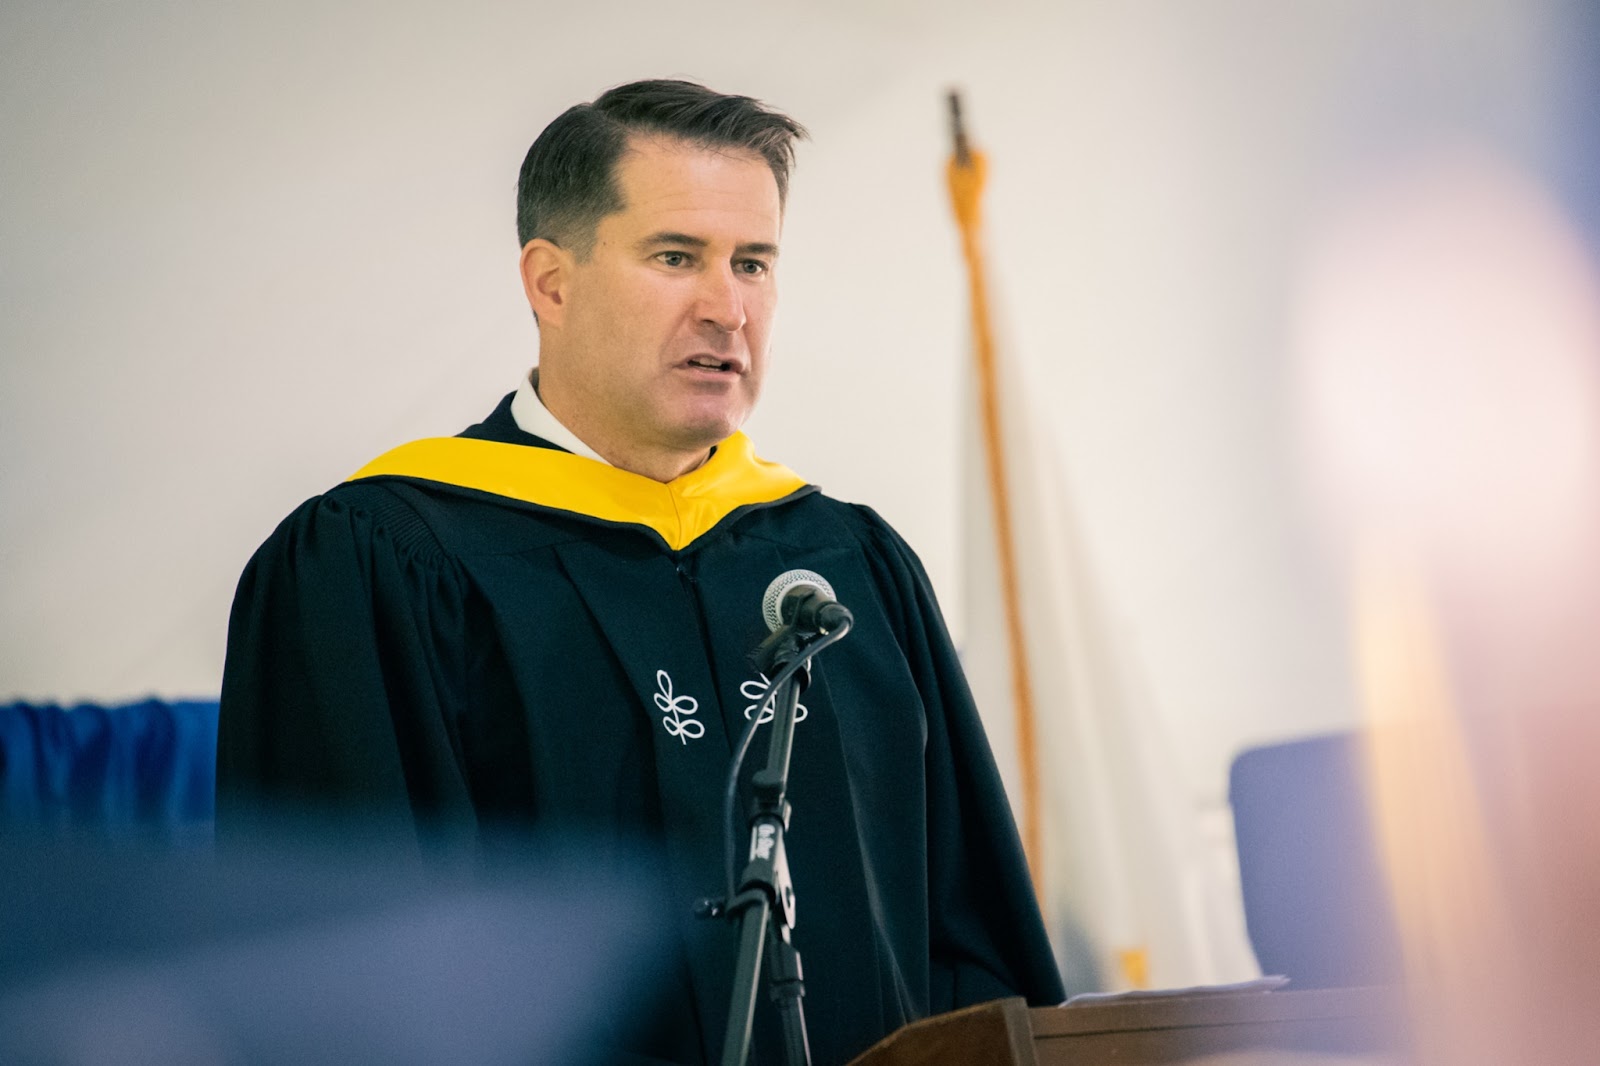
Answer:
[219, 395, 1065, 1065]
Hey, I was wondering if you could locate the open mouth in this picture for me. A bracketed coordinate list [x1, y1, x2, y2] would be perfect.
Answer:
[685, 356, 736, 373]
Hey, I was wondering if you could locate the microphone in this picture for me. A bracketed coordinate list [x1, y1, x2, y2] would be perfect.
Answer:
[761, 569, 853, 634]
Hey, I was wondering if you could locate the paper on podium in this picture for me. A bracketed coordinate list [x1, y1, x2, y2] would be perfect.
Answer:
[1063, 974, 1291, 1007]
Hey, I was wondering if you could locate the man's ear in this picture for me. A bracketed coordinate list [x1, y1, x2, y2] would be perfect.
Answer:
[519, 238, 572, 326]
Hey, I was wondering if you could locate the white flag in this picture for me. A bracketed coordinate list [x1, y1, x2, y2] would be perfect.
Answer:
[949, 128, 1247, 992]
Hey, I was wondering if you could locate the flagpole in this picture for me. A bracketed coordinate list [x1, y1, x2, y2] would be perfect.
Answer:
[946, 91, 1044, 898]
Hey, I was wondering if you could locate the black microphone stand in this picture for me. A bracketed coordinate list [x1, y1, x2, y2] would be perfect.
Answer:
[707, 620, 838, 1066]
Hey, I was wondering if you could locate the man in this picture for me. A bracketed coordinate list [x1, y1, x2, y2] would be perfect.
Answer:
[220, 79, 1063, 1064]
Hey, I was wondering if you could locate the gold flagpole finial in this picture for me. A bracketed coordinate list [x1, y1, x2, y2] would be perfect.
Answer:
[947, 90, 972, 167]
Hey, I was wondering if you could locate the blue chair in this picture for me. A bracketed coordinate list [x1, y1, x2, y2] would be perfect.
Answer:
[0, 699, 218, 836]
[1229, 732, 1403, 988]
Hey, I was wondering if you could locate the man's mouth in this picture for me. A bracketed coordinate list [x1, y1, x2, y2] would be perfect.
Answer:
[685, 356, 737, 373]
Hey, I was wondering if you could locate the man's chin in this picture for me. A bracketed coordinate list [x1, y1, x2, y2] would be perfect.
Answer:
[665, 412, 747, 452]
[670, 429, 737, 458]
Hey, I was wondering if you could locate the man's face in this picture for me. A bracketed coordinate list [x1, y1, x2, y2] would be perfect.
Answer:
[542, 135, 783, 470]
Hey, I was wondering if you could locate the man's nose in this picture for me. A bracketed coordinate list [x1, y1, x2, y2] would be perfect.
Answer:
[696, 265, 746, 333]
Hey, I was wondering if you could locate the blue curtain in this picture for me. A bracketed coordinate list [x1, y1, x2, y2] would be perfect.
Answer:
[0, 699, 217, 834]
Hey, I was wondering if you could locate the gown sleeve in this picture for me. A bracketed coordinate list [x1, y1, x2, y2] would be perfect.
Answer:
[217, 483, 475, 833]
[852, 506, 1066, 1011]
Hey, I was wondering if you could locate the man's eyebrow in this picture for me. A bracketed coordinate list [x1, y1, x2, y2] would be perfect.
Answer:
[637, 232, 707, 250]
[635, 232, 780, 258]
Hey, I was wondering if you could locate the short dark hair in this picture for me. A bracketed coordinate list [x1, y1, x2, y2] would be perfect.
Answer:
[515, 79, 807, 258]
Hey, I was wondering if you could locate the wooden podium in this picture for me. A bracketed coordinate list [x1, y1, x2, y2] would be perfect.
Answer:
[848, 986, 1406, 1065]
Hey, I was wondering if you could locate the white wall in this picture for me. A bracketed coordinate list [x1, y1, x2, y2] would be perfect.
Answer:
[1, 0, 1571, 816]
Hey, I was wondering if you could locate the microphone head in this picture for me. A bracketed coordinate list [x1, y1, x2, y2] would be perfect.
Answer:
[762, 569, 836, 633]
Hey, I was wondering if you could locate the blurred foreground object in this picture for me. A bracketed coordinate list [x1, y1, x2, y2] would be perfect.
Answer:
[0, 825, 673, 1065]
[1294, 145, 1600, 1065]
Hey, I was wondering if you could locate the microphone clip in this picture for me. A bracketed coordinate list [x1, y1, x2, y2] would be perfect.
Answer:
[752, 624, 816, 682]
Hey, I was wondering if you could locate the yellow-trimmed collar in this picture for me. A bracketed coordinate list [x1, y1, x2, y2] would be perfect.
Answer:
[346, 432, 809, 551]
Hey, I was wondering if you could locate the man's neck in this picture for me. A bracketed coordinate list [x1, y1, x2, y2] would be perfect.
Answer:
[523, 368, 712, 483]
[596, 441, 712, 483]
[511, 370, 606, 463]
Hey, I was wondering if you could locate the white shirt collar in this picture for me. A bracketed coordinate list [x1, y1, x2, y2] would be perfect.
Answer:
[510, 368, 608, 464]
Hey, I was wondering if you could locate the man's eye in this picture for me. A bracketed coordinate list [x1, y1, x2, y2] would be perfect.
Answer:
[658, 252, 691, 267]
[736, 259, 769, 276]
